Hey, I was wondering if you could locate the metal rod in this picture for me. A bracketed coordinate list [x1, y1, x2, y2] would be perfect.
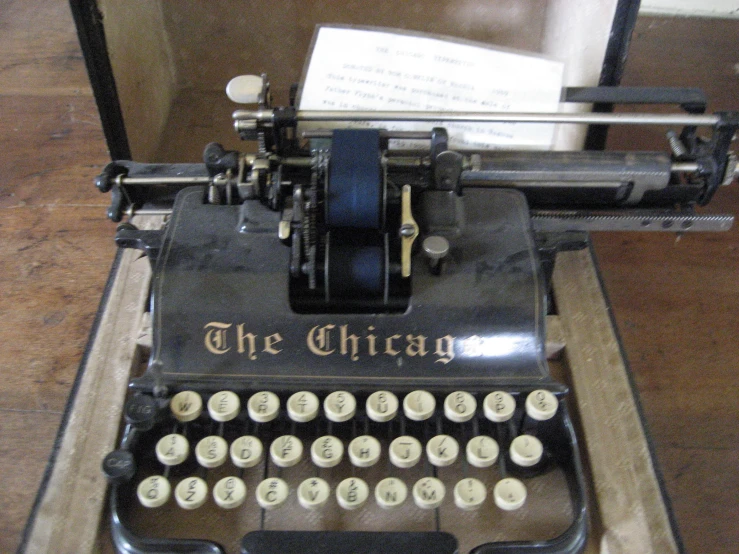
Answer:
[671, 162, 700, 172]
[234, 109, 720, 127]
[302, 130, 434, 139]
[120, 176, 213, 185]
[126, 208, 173, 216]
[116, 159, 702, 188]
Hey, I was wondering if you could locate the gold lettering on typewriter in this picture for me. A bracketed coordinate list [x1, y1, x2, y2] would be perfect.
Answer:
[307, 324, 336, 356]
[385, 334, 402, 356]
[205, 323, 283, 359]
[405, 334, 428, 357]
[207, 322, 458, 364]
[366, 325, 378, 356]
[204, 322, 232, 354]
[263, 333, 283, 355]
[236, 325, 257, 359]
[435, 335, 455, 364]
[340, 325, 360, 361]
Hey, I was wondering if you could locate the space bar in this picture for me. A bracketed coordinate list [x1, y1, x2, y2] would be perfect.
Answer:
[241, 530, 459, 554]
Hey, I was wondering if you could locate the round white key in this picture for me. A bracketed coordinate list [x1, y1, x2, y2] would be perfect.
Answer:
[403, 390, 436, 421]
[389, 436, 423, 468]
[270, 435, 303, 467]
[494, 478, 527, 511]
[137, 475, 171, 508]
[156, 434, 189, 466]
[256, 477, 289, 510]
[247, 391, 280, 423]
[483, 391, 516, 422]
[348, 435, 381, 467]
[336, 477, 369, 510]
[208, 391, 240, 422]
[297, 477, 331, 510]
[466, 435, 499, 468]
[170, 391, 203, 422]
[525, 389, 558, 421]
[509, 435, 544, 467]
[287, 391, 320, 423]
[375, 477, 408, 509]
[195, 435, 228, 468]
[226, 75, 263, 104]
[366, 391, 399, 422]
[454, 478, 487, 511]
[175, 477, 208, 510]
[426, 434, 459, 467]
[213, 476, 247, 509]
[413, 477, 445, 509]
[310, 435, 344, 468]
[324, 391, 356, 422]
[230, 435, 264, 468]
[444, 391, 477, 423]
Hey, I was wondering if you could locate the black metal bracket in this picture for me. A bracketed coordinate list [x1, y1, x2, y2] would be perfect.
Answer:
[114, 224, 164, 263]
[697, 111, 739, 205]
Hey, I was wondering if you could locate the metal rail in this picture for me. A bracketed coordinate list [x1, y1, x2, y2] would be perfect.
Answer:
[234, 109, 720, 127]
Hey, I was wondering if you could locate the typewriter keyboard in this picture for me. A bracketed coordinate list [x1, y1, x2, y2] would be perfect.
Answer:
[105, 388, 580, 553]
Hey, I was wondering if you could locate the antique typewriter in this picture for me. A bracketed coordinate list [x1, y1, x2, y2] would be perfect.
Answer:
[97, 75, 738, 554]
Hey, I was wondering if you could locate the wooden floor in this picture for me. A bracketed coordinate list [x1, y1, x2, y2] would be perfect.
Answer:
[1, 1, 737, 552]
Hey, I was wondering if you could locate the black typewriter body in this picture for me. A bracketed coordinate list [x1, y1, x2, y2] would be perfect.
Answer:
[97, 78, 737, 554]
[147, 185, 548, 388]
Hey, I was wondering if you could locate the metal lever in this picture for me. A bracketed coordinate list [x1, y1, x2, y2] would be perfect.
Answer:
[399, 185, 419, 277]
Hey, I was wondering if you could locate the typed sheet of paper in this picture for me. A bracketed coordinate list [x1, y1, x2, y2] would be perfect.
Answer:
[299, 26, 564, 149]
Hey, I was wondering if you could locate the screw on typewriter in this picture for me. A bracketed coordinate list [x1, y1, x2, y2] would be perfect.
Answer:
[96, 74, 737, 554]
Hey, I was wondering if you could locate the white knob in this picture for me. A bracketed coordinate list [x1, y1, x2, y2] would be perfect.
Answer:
[444, 391, 476, 423]
[270, 435, 303, 467]
[230, 435, 263, 468]
[525, 389, 558, 421]
[310, 435, 344, 468]
[426, 434, 459, 467]
[466, 435, 499, 468]
[375, 477, 407, 509]
[155, 433, 189, 466]
[137, 475, 170, 508]
[509, 434, 543, 467]
[208, 391, 240, 422]
[454, 478, 487, 511]
[195, 435, 228, 468]
[324, 391, 356, 422]
[175, 477, 208, 510]
[287, 391, 320, 423]
[247, 391, 280, 423]
[336, 477, 369, 510]
[412, 477, 445, 509]
[170, 391, 202, 422]
[297, 477, 331, 510]
[213, 476, 247, 509]
[493, 478, 527, 511]
[256, 477, 289, 510]
[389, 436, 423, 468]
[226, 75, 263, 104]
[366, 390, 399, 422]
[483, 391, 516, 422]
[403, 390, 436, 421]
[348, 435, 381, 467]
